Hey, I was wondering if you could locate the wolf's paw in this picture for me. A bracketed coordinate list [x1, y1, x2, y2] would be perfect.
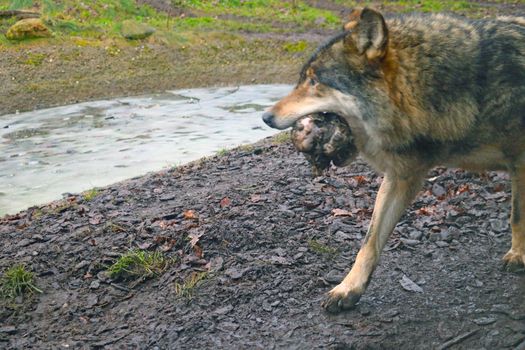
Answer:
[502, 249, 525, 272]
[321, 284, 362, 313]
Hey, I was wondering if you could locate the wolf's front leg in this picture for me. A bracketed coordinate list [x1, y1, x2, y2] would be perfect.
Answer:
[322, 172, 426, 313]
[503, 166, 525, 270]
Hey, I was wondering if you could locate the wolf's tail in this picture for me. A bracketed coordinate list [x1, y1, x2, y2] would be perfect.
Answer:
[497, 16, 525, 26]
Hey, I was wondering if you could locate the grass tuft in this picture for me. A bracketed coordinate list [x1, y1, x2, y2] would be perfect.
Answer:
[107, 250, 169, 281]
[83, 188, 99, 201]
[216, 148, 230, 157]
[272, 131, 291, 144]
[1, 265, 43, 300]
[283, 40, 308, 53]
[174, 271, 207, 299]
[308, 239, 338, 256]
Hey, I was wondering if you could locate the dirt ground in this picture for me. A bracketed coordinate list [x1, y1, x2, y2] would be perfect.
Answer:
[1, 138, 524, 349]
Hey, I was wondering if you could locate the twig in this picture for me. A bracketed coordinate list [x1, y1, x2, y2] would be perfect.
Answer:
[110, 282, 130, 292]
[0, 10, 40, 19]
[437, 329, 479, 350]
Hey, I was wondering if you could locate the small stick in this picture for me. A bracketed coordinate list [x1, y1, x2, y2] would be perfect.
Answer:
[0, 10, 40, 19]
[437, 329, 479, 350]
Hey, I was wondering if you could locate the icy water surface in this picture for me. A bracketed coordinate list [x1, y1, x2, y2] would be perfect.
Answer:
[0, 84, 292, 215]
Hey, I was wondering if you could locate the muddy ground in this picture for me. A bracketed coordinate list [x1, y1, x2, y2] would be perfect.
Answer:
[1, 137, 524, 349]
[2, 1, 525, 349]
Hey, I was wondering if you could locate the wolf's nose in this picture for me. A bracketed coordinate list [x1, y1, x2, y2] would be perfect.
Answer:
[262, 112, 275, 127]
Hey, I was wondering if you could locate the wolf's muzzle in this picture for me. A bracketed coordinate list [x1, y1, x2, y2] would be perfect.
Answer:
[262, 112, 276, 128]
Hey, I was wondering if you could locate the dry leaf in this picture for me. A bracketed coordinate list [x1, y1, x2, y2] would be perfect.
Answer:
[250, 194, 262, 203]
[220, 197, 231, 208]
[160, 239, 176, 252]
[183, 210, 199, 220]
[188, 232, 204, 247]
[193, 244, 203, 258]
[332, 208, 353, 217]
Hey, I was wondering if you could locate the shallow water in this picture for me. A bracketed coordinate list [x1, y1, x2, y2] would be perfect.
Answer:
[0, 84, 292, 215]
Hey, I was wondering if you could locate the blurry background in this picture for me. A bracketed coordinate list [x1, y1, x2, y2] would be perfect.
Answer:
[1, 0, 522, 115]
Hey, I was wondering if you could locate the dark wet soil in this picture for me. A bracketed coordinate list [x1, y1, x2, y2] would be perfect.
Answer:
[1, 137, 524, 349]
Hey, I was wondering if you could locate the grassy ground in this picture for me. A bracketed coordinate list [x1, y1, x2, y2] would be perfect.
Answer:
[0, 0, 523, 114]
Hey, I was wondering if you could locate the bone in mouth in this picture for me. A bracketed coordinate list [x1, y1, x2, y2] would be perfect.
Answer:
[291, 113, 357, 176]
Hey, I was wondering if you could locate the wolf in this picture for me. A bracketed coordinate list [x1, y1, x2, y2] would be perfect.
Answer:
[262, 8, 525, 313]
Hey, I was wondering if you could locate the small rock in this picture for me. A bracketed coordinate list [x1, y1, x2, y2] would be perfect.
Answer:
[432, 183, 446, 197]
[435, 241, 449, 248]
[400, 275, 423, 293]
[86, 293, 98, 308]
[474, 280, 484, 287]
[75, 260, 90, 270]
[409, 230, 423, 241]
[360, 308, 371, 316]
[218, 321, 239, 332]
[423, 249, 434, 257]
[160, 194, 175, 201]
[225, 267, 244, 280]
[6, 18, 52, 40]
[89, 280, 100, 289]
[0, 326, 17, 334]
[209, 256, 224, 272]
[429, 231, 442, 242]
[400, 238, 420, 246]
[447, 227, 462, 240]
[213, 305, 233, 316]
[17, 238, 32, 247]
[121, 20, 156, 40]
[268, 256, 291, 266]
[334, 231, 352, 242]
[439, 230, 451, 242]
[473, 317, 497, 326]
[262, 301, 272, 312]
[490, 219, 508, 233]
[97, 271, 110, 282]
[325, 270, 343, 284]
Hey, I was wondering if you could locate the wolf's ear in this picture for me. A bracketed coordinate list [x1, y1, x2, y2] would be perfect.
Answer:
[343, 8, 388, 61]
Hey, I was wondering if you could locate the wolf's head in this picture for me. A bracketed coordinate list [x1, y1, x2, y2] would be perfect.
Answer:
[263, 8, 389, 130]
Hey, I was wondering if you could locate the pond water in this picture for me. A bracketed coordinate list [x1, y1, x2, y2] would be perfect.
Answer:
[0, 84, 292, 215]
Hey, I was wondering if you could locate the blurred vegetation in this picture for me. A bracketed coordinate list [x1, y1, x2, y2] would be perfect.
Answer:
[0, 0, 340, 42]
[0, 0, 520, 46]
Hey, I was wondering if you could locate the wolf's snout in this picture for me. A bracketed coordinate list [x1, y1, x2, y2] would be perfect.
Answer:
[262, 112, 275, 128]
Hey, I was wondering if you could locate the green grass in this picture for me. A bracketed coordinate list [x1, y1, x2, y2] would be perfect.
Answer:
[283, 40, 308, 53]
[19, 52, 47, 66]
[393, 0, 477, 12]
[216, 148, 230, 157]
[107, 250, 169, 281]
[0, 0, 342, 42]
[308, 239, 338, 256]
[237, 144, 254, 153]
[333, 0, 479, 13]
[172, 0, 340, 27]
[1, 0, 168, 38]
[272, 131, 291, 144]
[82, 188, 99, 201]
[1, 265, 43, 300]
[174, 271, 208, 299]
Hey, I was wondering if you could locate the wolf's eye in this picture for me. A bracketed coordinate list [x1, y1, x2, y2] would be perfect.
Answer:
[309, 78, 317, 86]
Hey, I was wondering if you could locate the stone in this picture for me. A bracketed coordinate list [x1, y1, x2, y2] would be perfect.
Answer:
[6, 18, 52, 40]
[121, 20, 155, 40]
